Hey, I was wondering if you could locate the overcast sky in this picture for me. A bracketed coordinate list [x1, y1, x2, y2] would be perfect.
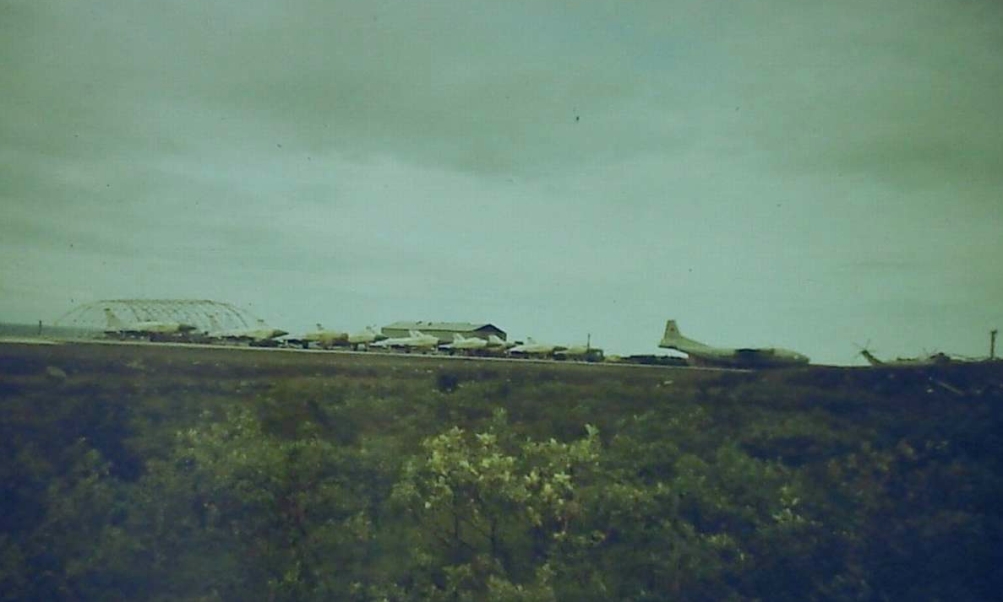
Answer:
[3, 0, 1001, 364]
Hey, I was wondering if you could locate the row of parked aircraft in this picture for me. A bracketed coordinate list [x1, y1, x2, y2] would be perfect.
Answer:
[103, 308, 198, 337]
[102, 309, 287, 343]
[103, 308, 977, 369]
[98, 308, 814, 367]
[307, 328, 599, 360]
[374, 331, 600, 360]
[101, 309, 601, 359]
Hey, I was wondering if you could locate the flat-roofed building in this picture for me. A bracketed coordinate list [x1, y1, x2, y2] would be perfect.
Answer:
[381, 321, 507, 344]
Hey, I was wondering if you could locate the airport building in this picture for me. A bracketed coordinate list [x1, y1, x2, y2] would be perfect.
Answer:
[54, 298, 261, 334]
[381, 321, 507, 344]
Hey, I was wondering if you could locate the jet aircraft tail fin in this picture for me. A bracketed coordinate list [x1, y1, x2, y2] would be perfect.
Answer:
[452, 333, 465, 343]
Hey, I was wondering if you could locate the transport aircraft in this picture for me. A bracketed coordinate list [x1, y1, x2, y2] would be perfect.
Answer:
[442, 333, 489, 355]
[206, 316, 288, 346]
[508, 337, 567, 358]
[658, 320, 809, 368]
[372, 330, 439, 351]
[103, 308, 197, 340]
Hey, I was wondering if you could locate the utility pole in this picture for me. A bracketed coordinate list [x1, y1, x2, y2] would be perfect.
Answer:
[991, 329, 998, 361]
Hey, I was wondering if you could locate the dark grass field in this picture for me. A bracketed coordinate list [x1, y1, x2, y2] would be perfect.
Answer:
[2, 339, 1003, 601]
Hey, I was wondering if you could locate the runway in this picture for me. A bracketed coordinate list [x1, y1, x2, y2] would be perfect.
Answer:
[0, 335, 748, 373]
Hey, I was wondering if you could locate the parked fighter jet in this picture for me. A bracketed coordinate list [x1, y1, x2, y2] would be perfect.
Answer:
[556, 343, 604, 362]
[486, 335, 516, 352]
[658, 320, 809, 368]
[345, 326, 387, 350]
[103, 308, 197, 340]
[860, 348, 952, 367]
[442, 333, 489, 355]
[296, 324, 349, 349]
[207, 316, 288, 346]
[508, 337, 567, 358]
[372, 330, 439, 352]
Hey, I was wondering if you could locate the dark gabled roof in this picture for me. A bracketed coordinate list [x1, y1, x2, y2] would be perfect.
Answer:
[383, 321, 504, 333]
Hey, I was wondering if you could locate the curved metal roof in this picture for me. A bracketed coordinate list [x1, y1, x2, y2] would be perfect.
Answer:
[54, 299, 262, 332]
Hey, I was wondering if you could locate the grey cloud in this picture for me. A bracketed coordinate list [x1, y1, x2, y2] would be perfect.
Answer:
[4, 0, 690, 177]
[2, 0, 1002, 364]
[715, 1, 1003, 196]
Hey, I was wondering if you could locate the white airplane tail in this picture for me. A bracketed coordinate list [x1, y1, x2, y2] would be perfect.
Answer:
[104, 308, 125, 330]
[659, 320, 708, 350]
[452, 333, 465, 343]
[662, 320, 682, 342]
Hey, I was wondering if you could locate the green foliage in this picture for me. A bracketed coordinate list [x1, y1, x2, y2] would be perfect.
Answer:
[2, 343, 1002, 601]
[392, 410, 600, 599]
[143, 408, 377, 601]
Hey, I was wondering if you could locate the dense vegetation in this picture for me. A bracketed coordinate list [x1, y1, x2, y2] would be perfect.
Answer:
[1, 343, 1002, 601]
